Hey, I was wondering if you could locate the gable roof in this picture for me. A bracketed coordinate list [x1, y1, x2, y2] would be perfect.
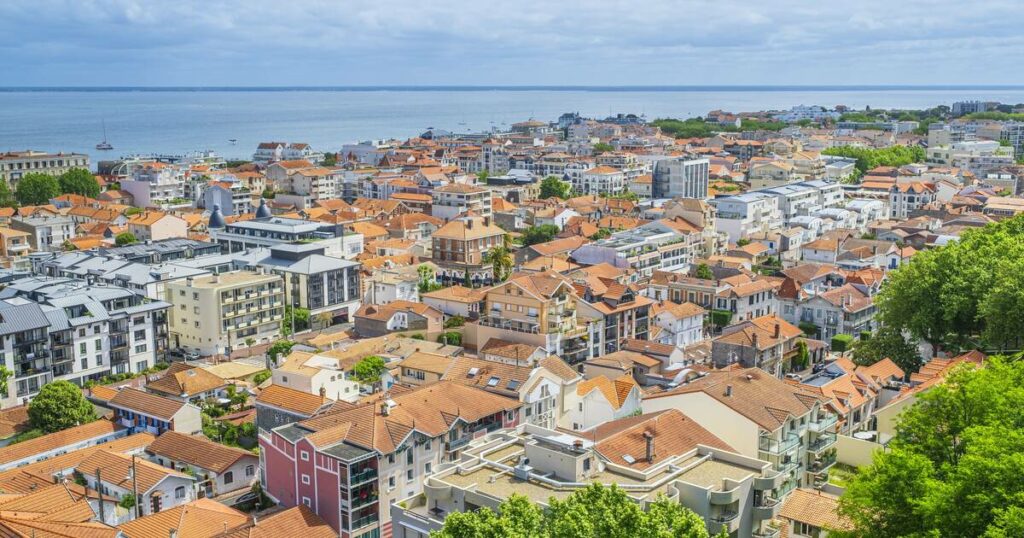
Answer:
[146, 363, 228, 398]
[0, 419, 123, 467]
[593, 409, 732, 469]
[577, 374, 638, 410]
[76, 450, 191, 494]
[118, 498, 249, 538]
[255, 385, 331, 416]
[780, 488, 853, 531]
[108, 388, 188, 421]
[146, 431, 255, 474]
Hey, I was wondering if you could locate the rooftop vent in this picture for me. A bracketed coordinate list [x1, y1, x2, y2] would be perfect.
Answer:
[467, 367, 479, 378]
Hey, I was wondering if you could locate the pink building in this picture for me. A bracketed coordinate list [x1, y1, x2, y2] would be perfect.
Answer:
[260, 381, 521, 538]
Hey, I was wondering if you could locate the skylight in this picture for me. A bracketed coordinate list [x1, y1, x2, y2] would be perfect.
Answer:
[486, 376, 500, 387]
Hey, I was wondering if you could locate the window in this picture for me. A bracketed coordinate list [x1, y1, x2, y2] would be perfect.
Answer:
[175, 486, 186, 499]
[245, 465, 255, 477]
[388, 476, 395, 489]
[302, 497, 311, 507]
[96, 354, 103, 365]
[78, 328, 86, 337]
[300, 451, 309, 461]
[425, 462, 431, 474]
[224, 471, 234, 484]
[301, 474, 310, 485]
[424, 440, 431, 451]
[406, 450, 413, 465]
[387, 454, 395, 464]
[406, 469, 413, 481]
[79, 342, 87, 354]
[135, 344, 147, 353]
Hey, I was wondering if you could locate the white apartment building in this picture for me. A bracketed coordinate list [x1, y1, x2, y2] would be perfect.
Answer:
[652, 156, 710, 199]
[712, 193, 783, 243]
[121, 163, 187, 208]
[431, 183, 492, 220]
[574, 165, 627, 195]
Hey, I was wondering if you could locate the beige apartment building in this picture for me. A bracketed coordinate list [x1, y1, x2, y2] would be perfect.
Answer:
[0, 150, 89, 186]
[167, 270, 285, 356]
[431, 214, 506, 286]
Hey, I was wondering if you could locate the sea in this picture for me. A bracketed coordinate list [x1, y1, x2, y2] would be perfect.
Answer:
[2, 86, 1024, 166]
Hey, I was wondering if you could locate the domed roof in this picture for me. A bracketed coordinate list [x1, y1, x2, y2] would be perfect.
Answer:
[255, 197, 272, 219]
[208, 204, 226, 229]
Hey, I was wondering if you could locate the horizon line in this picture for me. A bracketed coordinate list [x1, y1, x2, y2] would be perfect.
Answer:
[2, 84, 1024, 92]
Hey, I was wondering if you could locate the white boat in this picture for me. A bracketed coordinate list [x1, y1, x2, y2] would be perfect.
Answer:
[96, 120, 113, 150]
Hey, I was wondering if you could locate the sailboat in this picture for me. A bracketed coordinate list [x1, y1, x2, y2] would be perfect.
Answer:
[96, 120, 113, 151]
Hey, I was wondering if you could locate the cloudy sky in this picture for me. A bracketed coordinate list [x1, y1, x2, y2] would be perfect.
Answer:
[1, 0, 1022, 87]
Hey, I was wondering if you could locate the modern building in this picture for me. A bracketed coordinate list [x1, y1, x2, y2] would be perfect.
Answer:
[166, 270, 285, 356]
[208, 213, 363, 260]
[652, 157, 710, 199]
[9, 213, 76, 251]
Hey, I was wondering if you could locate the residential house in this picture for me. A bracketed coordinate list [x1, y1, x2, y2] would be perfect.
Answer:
[431, 214, 506, 287]
[146, 431, 259, 497]
[77, 450, 197, 516]
[711, 315, 805, 376]
[145, 362, 230, 403]
[651, 301, 707, 347]
[353, 300, 443, 338]
[108, 388, 203, 435]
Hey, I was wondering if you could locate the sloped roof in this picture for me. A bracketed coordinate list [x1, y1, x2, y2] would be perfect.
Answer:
[146, 362, 228, 398]
[577, 374, 638, 410]
[593, 409, 732, 469]
[108, 388, 188, 420]
[255, 385, 330, 416]
[146, 431, 255, 474]
[780, 488, 853, 531]
[118, 498, 249, 538]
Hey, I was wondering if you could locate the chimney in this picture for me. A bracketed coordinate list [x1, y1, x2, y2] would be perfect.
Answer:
[170, 530, 178, 538]
[752, 333, 759, 349]
[466, 218, 473, 229]
[484, 216, 491, 226]
[725, 385, 733, 397]
[774, 323, 780, 338]
[643, 431, 656, 463]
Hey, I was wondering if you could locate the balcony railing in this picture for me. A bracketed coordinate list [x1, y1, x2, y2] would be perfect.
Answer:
[349, 468, 378, 485]
[808, 413, 839, 432]
[808, 453, 838, 474]
[349, 514, 379, 531]
[758, 433, 799, 455]
[350, 493, 379, 509]
[807, 433, 837, 454]
[446, 436, 472, 452]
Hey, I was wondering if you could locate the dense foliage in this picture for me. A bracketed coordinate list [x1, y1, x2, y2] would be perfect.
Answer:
[28, 380, 96, 433]
[267, 340, 296, 365]
[521, 224, 560, 246]
[539, 176, 572, 199]
[58, 168, 101, 198]
[351, 355, 387, 385]
[820, 145, 926, 174]
[876, 213, 1024, 353]
[434, 483, 714, 538]
[838, 358, 1024, 537]
[651, 117, 786, 138]
[851, 326, 922, 374]
[115, 231, 138, 246]
[15, 173, 60, 206]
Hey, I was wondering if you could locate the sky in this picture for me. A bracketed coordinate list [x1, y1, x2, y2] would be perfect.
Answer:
[1, 0, 1023, 87]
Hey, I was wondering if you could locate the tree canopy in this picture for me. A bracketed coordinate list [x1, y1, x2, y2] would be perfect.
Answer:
[434, 484, 712, 538]
[58, 168, 101, 198]
[539, 176, 572, 199]
[28, 380, 96, 433]
[820, 145, 925, 174]
[115, 231, 138, 246]
[351, 355, 387, 385]
[521, 224, 560, 246]
[851, 326, 922, 374]
[876, 213, 1024, 353]
[838, 358, 1024, 537]
[15, 173, 60, 206]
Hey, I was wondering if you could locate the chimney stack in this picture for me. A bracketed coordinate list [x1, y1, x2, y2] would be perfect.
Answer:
[725, 385, 733, 397]
[774, 323, 780, 338]
[381, 402, 389, 416]
[643, 431, 656, 462]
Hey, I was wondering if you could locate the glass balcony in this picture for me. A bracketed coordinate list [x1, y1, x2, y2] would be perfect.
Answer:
[758, 433, 799, 455]
[807, 433, 837, 454]
[808, 412, 839, 432]
[349, 468, 378, 486]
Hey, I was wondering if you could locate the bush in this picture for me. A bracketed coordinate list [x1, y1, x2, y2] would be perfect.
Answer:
[799, 322, 819, 337]
[710, 309, 733, 328]
[831, 334, 855, 353]
[252, 370, 271, 384]
[437, 332, 462, 346]
[444, 315, 465, 329]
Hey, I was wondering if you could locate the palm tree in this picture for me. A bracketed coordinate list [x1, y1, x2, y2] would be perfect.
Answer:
[485, 246, 513, 283]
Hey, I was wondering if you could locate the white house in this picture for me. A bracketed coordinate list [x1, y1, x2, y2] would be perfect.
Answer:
[146, 431, 260, 497]
[652, 301, 706, 348]
[562, 374, 642, 431]
[78, 450, 197, 517]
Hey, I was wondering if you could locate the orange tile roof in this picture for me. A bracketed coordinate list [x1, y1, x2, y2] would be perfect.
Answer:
[256, 385, 330, 416]
[593, 409, 732, 469]
[146, 431, 255, 474]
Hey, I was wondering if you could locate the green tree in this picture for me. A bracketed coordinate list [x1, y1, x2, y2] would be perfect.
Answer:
[0, 365, 11, 404]
[14, 173, 60, 206]
[831, 334, 854, 353]
[58, 168, 101, 198]
[351, 355, 387, 385]
[417, 264, 442, 293]
[252, 370, 272, 384]
[434, 484, 710, 538]
[267, 340, 295, 365]
[261, 188, 276, 199]
[477, 171, 490, 185]
[592, 142, 614, 154]
[28, 380, 96, 433]
[521, 224, 560, 246]
[282, 305, 310, 336]
[695, 263, 713, 280]
[588, 227, 612, 240]
[444, 315, 466, 329]
[119, 493, 136, 510]
[0, 180, 16, 209]
[851, 326, 921, 374]
[115, 231, 138, 246]
[484, 245, 513, 282]
[321, 152, 338, 167]
[539, 176, 572, 199]
[838, 449, 934, 538]
[437, 331, 462, 346]
[792, 339, 809, 370]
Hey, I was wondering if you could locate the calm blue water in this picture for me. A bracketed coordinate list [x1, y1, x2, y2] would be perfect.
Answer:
[2, 87, 1024, 165]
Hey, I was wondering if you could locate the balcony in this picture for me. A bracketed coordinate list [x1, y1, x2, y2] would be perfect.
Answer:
[709, 487, 741, 505]
[758, 433, 799, 455]
[808, 453, 837, 474]
[477, 316, 540, 334]
[446, 435, 472, 452]
[349, 514, 379, 532]
[350, 492, 379, 509]
[349, 468, 378, 486]
[753, 471, 785, 491]
[709, 512, 739, 534]
[753, 524, 782, 538]
[807, 433, 837, 454]
[753, 497, 782, 520]
[808, 412, 839, 433]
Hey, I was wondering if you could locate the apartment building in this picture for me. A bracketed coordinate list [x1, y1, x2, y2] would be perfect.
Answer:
[651, 301, 706, 347]
[431, 183, 492, 220]
[712, 193, 783, 243]
[259, 382, 521, 538]
[574, 165, 627, 195]
[711, 315, 805, 376]
[121, 162, 187, 208]
[889, 183, 936, 219]
[167, 270, 285, 356]
[9, 213, 76, 251]
[715, 279, 779, 323]
[644, 367, 837, 492]
[0, 277, 170, 406]
[0, 150, 89, 186]
[209, 213, 364, 260]
[127, 211, 189, 242]
[235, 243, 362, 324]
[760, 181, 844, 226]
[581, 282, 653, 353]
[784, 283, 876, 341]
[391, 411, 787, 538]
[468, 271, 604, 365]
[652, 156, 710, 199]
[203, 181, 254, 216]
[571, 219, 702, 278]
[431, 214, 506, 287]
